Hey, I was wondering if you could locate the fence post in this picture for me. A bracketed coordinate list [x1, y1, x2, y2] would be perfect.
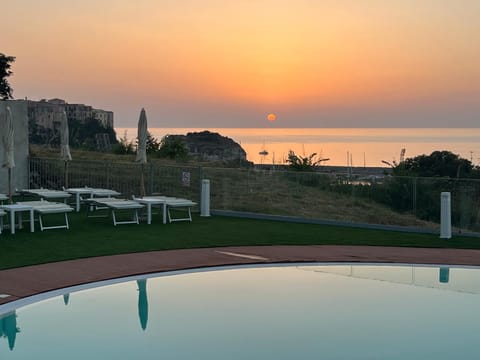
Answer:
[198, 167, 204, 204]
[440, 192, 452, 239]
[201, 179, 210, 217]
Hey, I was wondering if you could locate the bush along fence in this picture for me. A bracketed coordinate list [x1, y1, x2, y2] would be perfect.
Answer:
[29, 157, 480, 234]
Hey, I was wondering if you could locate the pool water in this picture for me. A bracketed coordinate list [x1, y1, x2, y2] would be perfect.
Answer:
[1, 264, 480, 359]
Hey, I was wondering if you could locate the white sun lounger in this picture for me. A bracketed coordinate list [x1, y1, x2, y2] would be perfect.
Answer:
[165, 198, 197, 223]
[0, 194, 8, 234]
[21, 189, 71, 203]
[16, 200, 74, 231]
[65, 187, 121, 212]
[0, 209, 5, 234]
[133, 196, 197, 224]
[85, 198, 144, 226]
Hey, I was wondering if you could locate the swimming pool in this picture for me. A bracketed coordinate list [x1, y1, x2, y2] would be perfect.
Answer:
[1, 263, 480, 359]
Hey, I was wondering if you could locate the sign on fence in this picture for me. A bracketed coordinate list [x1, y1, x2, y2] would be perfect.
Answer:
[182, 171, 191, 187]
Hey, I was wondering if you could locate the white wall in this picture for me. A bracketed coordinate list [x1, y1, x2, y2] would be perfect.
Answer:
[0, 100, 29, 194]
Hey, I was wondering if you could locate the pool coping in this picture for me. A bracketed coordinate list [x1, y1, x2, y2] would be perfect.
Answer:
[1, 245, 480, 307]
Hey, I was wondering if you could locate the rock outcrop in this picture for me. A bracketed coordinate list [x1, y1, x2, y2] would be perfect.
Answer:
[170, 131, 251, 165]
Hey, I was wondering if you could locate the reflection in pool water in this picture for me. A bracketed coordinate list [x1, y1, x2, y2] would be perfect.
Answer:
[137, 279, 148, 331]
[1, 264, 480, 359]
[0, 311, 18, 351]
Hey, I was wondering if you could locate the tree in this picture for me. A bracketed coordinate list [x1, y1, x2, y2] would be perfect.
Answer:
[158, 135, 188, 160]
[285, 150, 328, 172]
[113, 131, 162, 156]
[68, 117, 118, 149]
[112, 130, 135, 154]
[380, 151, 480, 225]
[392, 150, 478, 178]
[145, 132, 161, 155]
[0, 53, 16, 99]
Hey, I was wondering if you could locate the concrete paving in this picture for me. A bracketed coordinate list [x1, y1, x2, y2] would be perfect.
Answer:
[1, 245, 480, 306]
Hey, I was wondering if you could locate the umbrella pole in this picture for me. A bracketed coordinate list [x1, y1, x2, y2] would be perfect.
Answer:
[64, 161, 69, 189]
[140, 164, 146, 197]
[8, 168, 12, 204]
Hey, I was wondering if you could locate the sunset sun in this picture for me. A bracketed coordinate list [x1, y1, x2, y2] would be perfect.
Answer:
[267, 113, 276, 122]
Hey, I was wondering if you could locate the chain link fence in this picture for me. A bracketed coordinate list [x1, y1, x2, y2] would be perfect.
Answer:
[29, 157, 480, 234]
[30, 157, 202, 203]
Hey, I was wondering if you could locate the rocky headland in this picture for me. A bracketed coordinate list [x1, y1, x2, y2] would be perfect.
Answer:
[168, 130, 252, 166]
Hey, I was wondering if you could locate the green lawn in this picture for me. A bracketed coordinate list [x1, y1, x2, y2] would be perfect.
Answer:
[0, 211, 476, 270]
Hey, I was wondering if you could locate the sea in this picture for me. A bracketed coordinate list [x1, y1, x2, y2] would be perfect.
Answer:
[115, 128, 480, 167]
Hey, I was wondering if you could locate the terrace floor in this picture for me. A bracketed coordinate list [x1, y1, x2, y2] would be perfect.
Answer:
[2, 245, 480, 306]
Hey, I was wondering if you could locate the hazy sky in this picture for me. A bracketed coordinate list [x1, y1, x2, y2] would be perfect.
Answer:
[3, 0, 480, 128]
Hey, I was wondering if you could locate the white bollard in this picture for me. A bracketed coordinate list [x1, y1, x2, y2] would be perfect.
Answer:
[439, 267, 450, 283]
[440, 192, 451, 239]
[200, 179, 211, 217]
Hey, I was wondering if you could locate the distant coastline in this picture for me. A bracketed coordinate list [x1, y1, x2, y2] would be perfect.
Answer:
[116, 127, 480, 131]
[115, 127, 480, 167]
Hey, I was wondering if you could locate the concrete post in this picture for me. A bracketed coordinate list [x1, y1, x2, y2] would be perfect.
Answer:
[440, 192, 451, 239]
[200, 179, 211, 217]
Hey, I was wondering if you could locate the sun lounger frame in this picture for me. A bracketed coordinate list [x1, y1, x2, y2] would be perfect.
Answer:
[108, 202, 143, 225]
[133, 196, 196, 224]
[16, 201, 73, 231]
[21, 189, 71, 203]
[0, 209, 5, 234]
[65, 187, 121, 212]
[85, 198, 144, 225]
[166, 200, 196, 223]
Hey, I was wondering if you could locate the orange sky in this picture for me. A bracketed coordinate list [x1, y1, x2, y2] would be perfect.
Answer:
[3, 0, 480, 127]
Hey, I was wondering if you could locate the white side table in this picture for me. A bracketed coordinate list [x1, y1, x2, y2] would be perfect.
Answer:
[65, 188, 94, 212]
[132, 197, 168, 224]
[66, 188, 121, 212]
[0, 204, 35, 235]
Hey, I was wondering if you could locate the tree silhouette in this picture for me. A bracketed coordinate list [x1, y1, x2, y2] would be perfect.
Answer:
[286, 150, 328, 172]
[158, 135, 188, 159]
[0, 53, 16, 99]
[392, 150, 478, 178]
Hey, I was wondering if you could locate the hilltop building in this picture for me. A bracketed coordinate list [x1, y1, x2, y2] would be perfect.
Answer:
[27, 98, 115, 149]
[28, 98, 114, 130]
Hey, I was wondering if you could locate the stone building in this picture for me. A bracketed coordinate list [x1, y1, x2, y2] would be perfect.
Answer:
[28, 98, 114, 144]
[93, 108, 114, 128]
[28, 98, 114, 130]
[27, 99, 60, 131]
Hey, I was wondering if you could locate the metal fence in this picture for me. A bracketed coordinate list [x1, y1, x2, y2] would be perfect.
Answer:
[30, 157, 202, 203]
[29, 157, 480, 234]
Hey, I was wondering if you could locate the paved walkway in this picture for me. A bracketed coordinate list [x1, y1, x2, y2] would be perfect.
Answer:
[2, 245, 480, 307]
